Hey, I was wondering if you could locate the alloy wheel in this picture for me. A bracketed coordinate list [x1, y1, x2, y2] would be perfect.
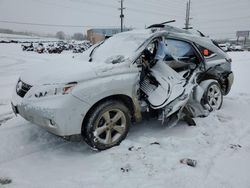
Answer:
[93, 109, 127, 145]
[207, 84, 222, 110]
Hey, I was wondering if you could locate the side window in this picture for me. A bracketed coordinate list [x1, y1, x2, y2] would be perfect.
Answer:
[164, 39, 200, 64]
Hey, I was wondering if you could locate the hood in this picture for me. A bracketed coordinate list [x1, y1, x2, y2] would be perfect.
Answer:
[20, 58, 99, 86]
[20, 56, 135, 86]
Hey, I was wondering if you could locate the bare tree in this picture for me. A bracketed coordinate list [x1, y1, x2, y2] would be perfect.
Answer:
[56, 31, 66, 40]
[72, 33, 85, 41]
[0, 28, 14, 34]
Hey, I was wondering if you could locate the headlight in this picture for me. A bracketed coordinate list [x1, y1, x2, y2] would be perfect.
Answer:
[29, 82, 77, 98]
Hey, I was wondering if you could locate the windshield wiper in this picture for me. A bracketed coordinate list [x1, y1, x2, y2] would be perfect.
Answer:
[89, 40, 105, 62]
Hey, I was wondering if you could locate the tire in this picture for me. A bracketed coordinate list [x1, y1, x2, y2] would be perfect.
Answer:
[83, 100, 131, 150]
[202, 81, 223, 110]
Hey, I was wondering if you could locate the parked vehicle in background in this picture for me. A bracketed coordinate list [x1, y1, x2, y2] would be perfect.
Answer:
[231, 44, 244, 51]
[35, 43, 45, 54]
[21, 41, 92, 54]
[73, 41, 92, 53]
[218, 43, 229, 52]
[22, 43, 34, 51]
[11, 24, 234, 150]
[47, 44, 64, 54]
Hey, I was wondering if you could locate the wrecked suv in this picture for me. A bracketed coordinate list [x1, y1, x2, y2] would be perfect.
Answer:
[11, 26, 234, 150]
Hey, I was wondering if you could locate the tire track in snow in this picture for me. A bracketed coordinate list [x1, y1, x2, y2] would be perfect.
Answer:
[0, 140, 69, 165]
[0, 121, 30, 132]
[201, 97, 250, 180]
[0, 111, 15, 126]
[0, 99, 10, 106]
[0, 57, 26, 69]
[0, 121, 68, 165]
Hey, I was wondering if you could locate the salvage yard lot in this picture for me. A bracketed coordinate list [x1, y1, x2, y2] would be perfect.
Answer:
[0, 43, 250, 188]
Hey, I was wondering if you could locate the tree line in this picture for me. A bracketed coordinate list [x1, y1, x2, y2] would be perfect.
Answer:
[55, 31, 87, 41]
[0, 28, 87, 41]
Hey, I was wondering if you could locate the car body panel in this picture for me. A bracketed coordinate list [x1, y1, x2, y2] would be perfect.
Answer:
[71, 64, 140, 106]
[12, 90, 91, 136]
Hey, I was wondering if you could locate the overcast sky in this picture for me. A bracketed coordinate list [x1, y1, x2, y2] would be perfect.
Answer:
[0, 0, 250, 39]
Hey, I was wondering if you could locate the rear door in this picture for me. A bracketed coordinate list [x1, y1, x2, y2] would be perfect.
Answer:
[141, 37, 202, 109]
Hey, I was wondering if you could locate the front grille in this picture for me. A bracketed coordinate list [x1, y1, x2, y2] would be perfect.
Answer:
[16, 80, 32, 98]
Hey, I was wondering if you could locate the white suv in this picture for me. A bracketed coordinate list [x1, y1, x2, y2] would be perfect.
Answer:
[12, 28, 233, 150]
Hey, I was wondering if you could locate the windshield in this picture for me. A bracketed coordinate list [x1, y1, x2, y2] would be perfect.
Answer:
[90, 31, 151, 64]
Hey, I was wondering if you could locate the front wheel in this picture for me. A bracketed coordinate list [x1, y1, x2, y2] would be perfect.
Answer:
[202, 81, 223, 110]
[83, 100, 131, 150]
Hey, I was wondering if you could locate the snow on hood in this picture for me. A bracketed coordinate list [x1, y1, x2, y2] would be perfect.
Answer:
[90, 30, 152, 63]
[20, 57, 99, 85]
[20, 55, 134, 86]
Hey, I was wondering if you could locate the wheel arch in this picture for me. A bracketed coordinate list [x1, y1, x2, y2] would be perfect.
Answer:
[199, 79, 223, 110]
[197, 73, 226, 95]
[81, 94, 140, 134]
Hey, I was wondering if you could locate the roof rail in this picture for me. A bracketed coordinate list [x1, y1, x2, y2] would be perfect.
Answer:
[183, 27, 193, 30]
[159, 20, 176, 25]
[147, 20, 176, 29]
[196, 30, 206, 37]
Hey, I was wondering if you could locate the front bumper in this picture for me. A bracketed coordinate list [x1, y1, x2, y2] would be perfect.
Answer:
[11, 92, 91, 136]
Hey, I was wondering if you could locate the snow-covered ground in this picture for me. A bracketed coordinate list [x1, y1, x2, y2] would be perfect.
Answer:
[0, 43, 250, 188]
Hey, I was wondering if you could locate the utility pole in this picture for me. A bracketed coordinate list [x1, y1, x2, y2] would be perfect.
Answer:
[119, 0, 125, 32]
[184, 0, 191, 30]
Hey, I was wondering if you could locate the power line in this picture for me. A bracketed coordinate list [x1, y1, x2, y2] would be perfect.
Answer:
[32, 0, 117, 19]
[35, 0, 183, 21]
[126, 7, 184, 18]
[0, 20, 118, 28]
[141, 0, 185, 7]
[31, 0, 178, 26]
[192, 0, 250, 9]
[125, 0, 185, 13]
[61, 0, 117, 9]
[191, 0, 250, 16]
[205, 16, 250, 23]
